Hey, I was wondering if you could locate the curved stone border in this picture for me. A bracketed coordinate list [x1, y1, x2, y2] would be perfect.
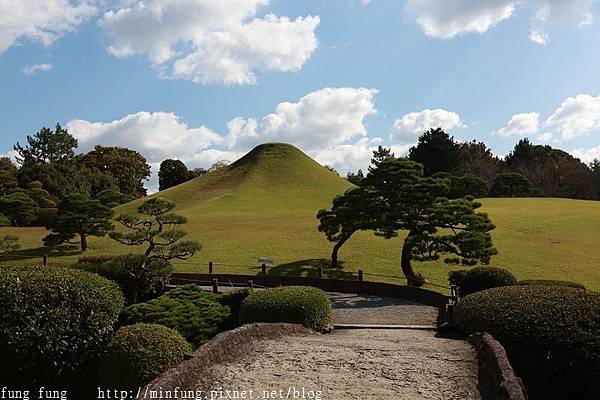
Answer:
[468, 332, 528, 400]
[138, 323, 312, 399]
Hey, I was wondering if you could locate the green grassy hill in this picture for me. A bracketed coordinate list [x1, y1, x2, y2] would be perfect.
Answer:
[2, 143, 600, 292]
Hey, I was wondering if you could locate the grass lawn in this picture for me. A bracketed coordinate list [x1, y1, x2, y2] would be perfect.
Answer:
[2, 144, 600, 293]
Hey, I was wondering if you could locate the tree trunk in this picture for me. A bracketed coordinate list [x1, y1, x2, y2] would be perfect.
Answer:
[331, 233, 351, 269]
[80, 234, 88, 252]
[401, 231, 425, 287]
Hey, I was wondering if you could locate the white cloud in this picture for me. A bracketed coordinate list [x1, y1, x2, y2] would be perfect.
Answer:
[529, 29, 548, 45]
[570, 146, 600, 163]
[0, 0, 96, 54]
[496, 112, 540, 137]
[98, 0, 319, 85]
[392, 108, 463, 143]
[66, 111, 224, 162]
[545, 94, 600, 141]
[65, 87, 379, 187]
[405, 0, 594, 44]
[23, 63, 54, 75]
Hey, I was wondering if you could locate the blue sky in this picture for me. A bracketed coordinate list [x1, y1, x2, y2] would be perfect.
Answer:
[1, 0, 600, 189]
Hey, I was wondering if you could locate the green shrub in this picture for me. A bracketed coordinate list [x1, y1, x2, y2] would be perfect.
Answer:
[519, 279, 585, 290]
[241, 286, 332, 332]
[0, 265, 123, 384]
[454, 286, 600, 400]
[459, 266, 517, 297]
[102, 323, 191, 389]
[448, 269, 468, 287]
[76, 254, 174, 304]
[120, 285, 231, 347]
[0, 213, 11, 227]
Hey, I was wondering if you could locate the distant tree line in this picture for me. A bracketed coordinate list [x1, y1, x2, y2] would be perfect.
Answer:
[345, 128, 600, 200]
[0, 124, 150, 230]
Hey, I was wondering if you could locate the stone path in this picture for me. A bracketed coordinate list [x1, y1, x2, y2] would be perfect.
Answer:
[202, 292, 480, 400]
[329, 292, 440, 326]
[208, 329, 480, 400]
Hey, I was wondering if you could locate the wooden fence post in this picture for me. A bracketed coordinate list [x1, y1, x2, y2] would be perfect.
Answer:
[247, 280, 254, 289]
[208, 261, 213, 274]
[42, 255, 48, 267]
[358, 269, 363, 282]
[261, 263, 266, 275]
[318, 266, 323, 278]
[212, 278, 219, 294]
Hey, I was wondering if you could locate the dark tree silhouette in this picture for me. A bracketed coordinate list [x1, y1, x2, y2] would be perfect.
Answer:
[159, 159, 192, 191]
[490, 173, 535, 198]
[44, 194, 114, 251]
[408, 128, 463, 175]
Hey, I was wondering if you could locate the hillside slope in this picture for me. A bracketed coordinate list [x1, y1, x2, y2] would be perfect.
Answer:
[117, 143, 353, 215]
[1, 143, 600, 291]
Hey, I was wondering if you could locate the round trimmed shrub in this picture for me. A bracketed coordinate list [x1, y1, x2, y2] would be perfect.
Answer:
[0, 265, 124, 383]
[519, 279, 585, 290]
[240, 286, 332, 332]
[120, 285, 231, 347]
[102, 323, 192, 388]
[454, 286, 600, 400]
[459, 266, 517, 297]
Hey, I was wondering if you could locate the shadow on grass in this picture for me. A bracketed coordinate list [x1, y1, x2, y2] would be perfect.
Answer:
[266, 258, 356, 280]
[0, 245, 81, 263]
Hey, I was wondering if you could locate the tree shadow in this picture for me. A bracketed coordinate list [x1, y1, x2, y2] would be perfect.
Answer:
[0, 245, 81, 263]
[328, 292, 431, 309]
[265, 258, 356, 280]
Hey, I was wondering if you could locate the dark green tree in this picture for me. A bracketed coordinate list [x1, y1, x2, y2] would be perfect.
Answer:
[0, 157, 17, 175]
[0, 171, 17, 195]
[317, 187, 376, 268]
[80, 146, 151, 198]
[408, 128, 463, 175]
[490, 173, 535, 198]
[43, 194, 114, 251]
[14, 124, 78, 165]
[346, 169, 364, 186]
[364, 158, 497, 286]
[324, 165, 340, 176]
[370, 146, 395, 170]
[590, 159, 600, 200]
[432, 172, 490, 198]
[159, 159, 192, 191]
[0, 192, 39, 226]
[96, 189, 135, 208]
[17, 162, 92, 199]
[0, 235, 20, 256]
[110, 198, 201, 263]
[457, 140, 502, 183]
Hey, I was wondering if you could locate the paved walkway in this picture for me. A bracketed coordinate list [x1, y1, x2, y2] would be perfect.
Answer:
[201, 292, 479, 400]
[329, 292, 439, 326]
[208, 329, 480, 400]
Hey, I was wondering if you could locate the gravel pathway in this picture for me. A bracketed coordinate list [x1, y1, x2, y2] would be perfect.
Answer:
[329, 292, 440, 326]
[207, 329, 480, 400]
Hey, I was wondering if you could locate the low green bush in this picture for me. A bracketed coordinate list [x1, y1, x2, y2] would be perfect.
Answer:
[519, 279, 585, 290]
[102, 323, 191, 389]
[459, 266, 517, 297]
[75, 254, 174, 304]
[0, 265, 123, 384]
[0, 213, 11, 227]
[119, 285, 231, 347]
[454, 286, 600, 400]
[241, 286, 332, 332]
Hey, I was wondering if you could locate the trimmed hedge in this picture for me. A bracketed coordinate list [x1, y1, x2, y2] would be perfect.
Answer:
[0, 265, 124, 383]
[218, 288, 253, 314]
[454, 286, 600, 400]
[241, 286, 332, 332]
[460, 267, 517, 297]
[120, 285, 231, 347]
[102, 323, 192, 389]
[519, 279, 585, 290]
